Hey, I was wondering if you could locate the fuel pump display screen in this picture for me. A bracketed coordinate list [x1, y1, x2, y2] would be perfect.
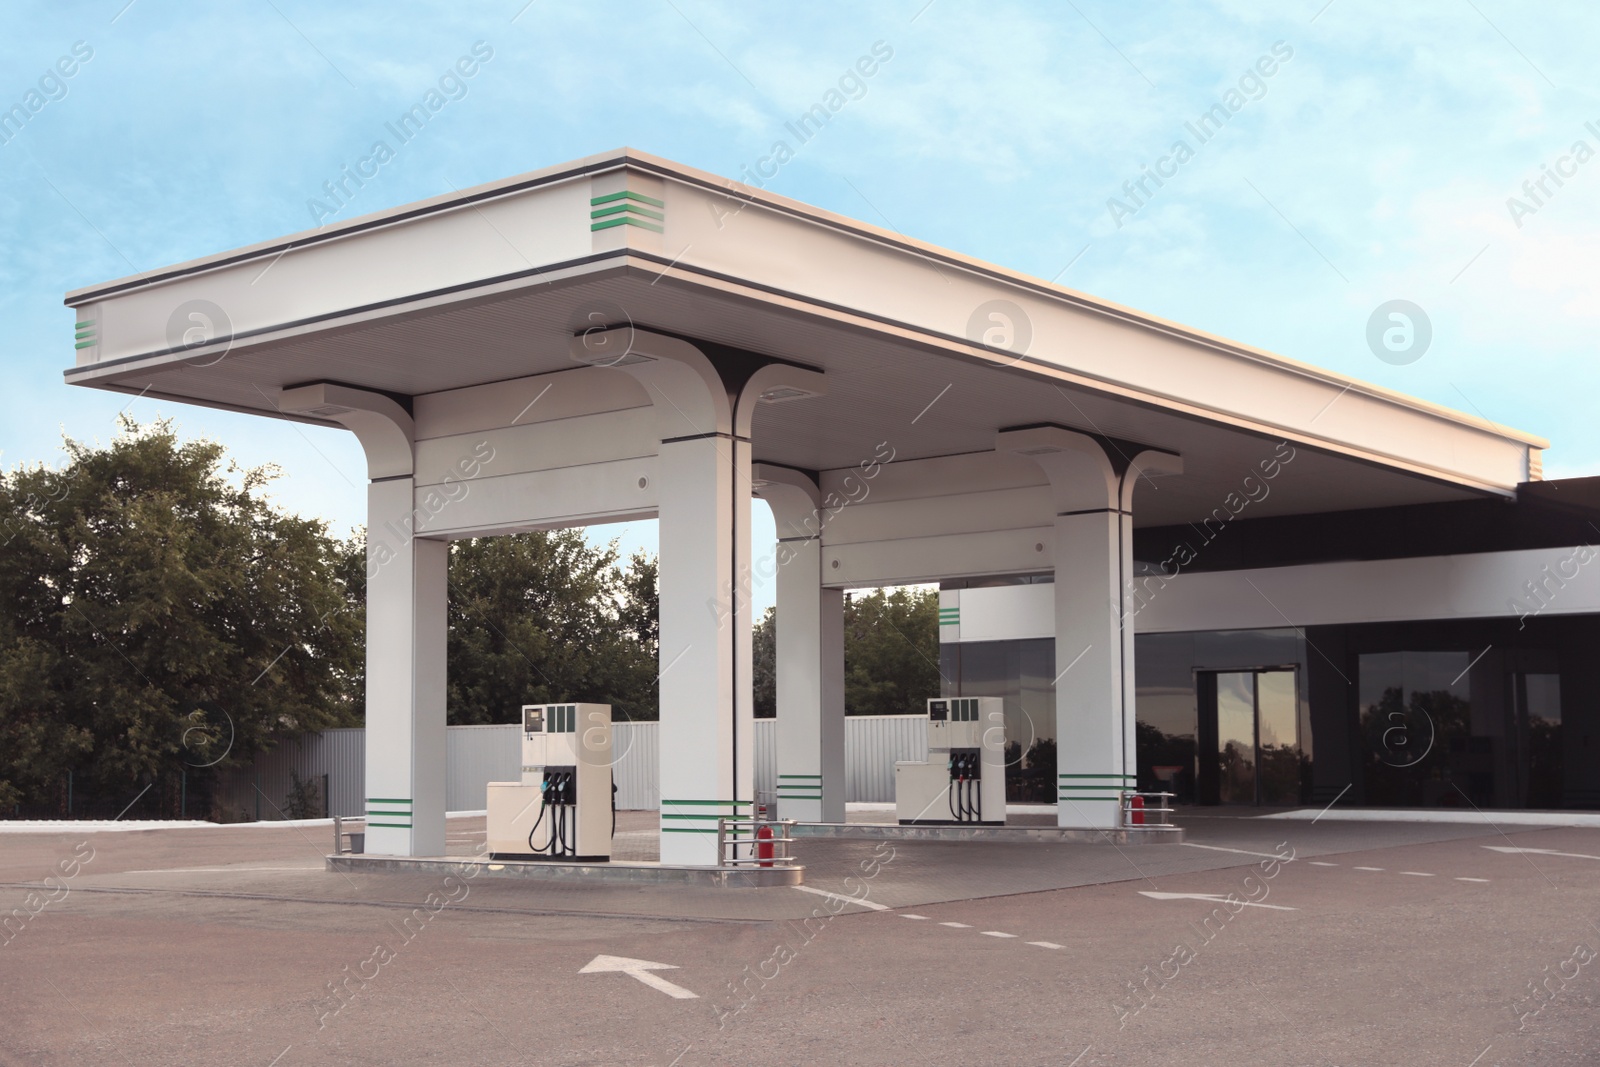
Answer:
[929, 701, 948, 721]
[523, 707, 544, 733]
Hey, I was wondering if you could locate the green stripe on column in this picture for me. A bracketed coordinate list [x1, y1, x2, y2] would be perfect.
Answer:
[366, 795, 412, 827]
[661, 813, 738, 820]
[660, 800, 750, 825]
[661, 799, 751, 806]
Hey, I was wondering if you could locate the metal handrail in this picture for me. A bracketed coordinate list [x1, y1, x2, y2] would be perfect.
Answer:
[1121, 791, 1176, 827]
[715, 817, 799, 868]
[332, 814, 366, 854]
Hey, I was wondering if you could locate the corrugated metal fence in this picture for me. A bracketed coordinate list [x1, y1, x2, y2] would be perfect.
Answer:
[446, 725, 521, 811]
[216, 715, 926, 818]
[843, 715, 928, 802]
[611, 721, 660, 810]
[212, 727, 364, 821]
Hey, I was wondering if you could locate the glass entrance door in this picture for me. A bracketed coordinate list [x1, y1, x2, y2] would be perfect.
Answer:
[1215, 672, 1257, 804]
[1198, 668, 1302, 805]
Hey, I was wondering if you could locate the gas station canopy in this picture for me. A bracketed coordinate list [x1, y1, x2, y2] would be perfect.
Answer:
[65, 147, 1542, 537]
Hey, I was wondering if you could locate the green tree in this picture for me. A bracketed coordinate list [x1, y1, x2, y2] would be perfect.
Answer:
[446, 531, 659, 723]
[752, 587, 941, 718]
[616, 550, 658, 658]
[844, 587, 941, 715]
[0, 418, 362, 815]
[752, 606, 776, 718]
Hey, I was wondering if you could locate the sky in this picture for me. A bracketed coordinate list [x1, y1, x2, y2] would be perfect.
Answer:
[2, 0, 1597, 617]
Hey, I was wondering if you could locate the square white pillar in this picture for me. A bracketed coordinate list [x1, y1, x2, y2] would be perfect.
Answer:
[774, 534, 845, 823]
[656, 435, 754, 864]
[1053, 510, 1133, 828]
[999, 428, 1178, 832]
[363, 478, 448, 856]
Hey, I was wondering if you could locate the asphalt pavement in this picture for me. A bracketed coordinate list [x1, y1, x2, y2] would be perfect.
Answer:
[2, 811, 1597, 1065]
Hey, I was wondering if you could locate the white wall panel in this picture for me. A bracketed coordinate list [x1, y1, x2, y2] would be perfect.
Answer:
[931, 548, 1600, 641]
[1135, 546, 1600, 633]
[415, 458, 659, 537]
[956, 584, 1055, 643]
[825, 527, 1054, 588]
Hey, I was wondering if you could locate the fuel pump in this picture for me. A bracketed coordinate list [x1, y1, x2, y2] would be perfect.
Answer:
[894, 697, 1006, 825]
[487, 702, 613, 861]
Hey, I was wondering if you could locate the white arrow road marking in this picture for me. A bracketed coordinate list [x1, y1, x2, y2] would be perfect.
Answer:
[578, 955, 698, 1000]
[1484, 845, 1600, 861]
[1138, 891, 1296, 911]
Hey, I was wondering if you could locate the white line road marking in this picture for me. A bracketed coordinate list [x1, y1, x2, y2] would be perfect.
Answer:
[980, 931, 1017, 938]
[1400, 871, 1435, 877]
[1353, 866, 1384, 871]
[1309, 861, 1338, 866]
[939, 921, 972, 928]
[578, 955, 698, 1000]
[792, 885, 889, 911]
[1182, 842, 1295, 860]
[1138, 891, 1296, 911]
[1027, 941, 1064, 950]
[900, 914, 928, 920]
[1456, 877, 1490, 883]
[1484, 845, 1600, 861]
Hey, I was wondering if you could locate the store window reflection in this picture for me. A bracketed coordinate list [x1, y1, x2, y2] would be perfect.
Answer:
[1514, 672, 1562, 809]
[1359, 651, 1476, 807]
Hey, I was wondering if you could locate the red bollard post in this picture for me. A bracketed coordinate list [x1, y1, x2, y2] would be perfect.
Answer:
[757, 823, 775, 868]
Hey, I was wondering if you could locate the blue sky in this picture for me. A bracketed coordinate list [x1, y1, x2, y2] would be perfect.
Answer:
[3, 1, 1597, 616]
